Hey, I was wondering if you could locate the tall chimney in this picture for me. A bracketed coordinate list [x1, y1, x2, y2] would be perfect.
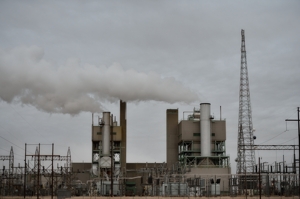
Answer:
[102, 112, 111, 156]
[120, 100, 127, 172]
[200, 103, 211, 156]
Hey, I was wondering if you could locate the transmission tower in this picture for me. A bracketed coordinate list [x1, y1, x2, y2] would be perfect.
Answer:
[0, 146, 14, 174]
[236, 29, 255, 174]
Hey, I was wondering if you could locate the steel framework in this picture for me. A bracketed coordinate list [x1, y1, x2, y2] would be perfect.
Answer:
[0, 147, 15, 196]
[25, 143, 72, 199]
[236, 29, 256, 174]
[240, 145, 299, 150]
[0, 146, 14, 175]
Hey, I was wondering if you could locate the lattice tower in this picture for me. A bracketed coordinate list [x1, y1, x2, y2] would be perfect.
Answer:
[236, 29, 256, 174]
[34, 146, 39, 172]
[9, 146, 14, 175]
[65, 147, 72, 189]
[0, 147, 14, 175]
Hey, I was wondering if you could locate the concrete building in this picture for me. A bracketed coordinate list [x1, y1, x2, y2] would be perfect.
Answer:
[91, 101, 127, 180]
[83, 101, 231, 196]
[166, 109, 179, 169]
[166, 103, 231, 194]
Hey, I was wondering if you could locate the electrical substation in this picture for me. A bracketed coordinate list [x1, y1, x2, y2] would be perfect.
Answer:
[1, 30, 299, 197]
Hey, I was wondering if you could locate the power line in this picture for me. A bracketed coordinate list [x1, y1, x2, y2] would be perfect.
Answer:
[0, 144, 24, 159]
[257, 130, 288, 145]
[256, 107, 298, 145]
[0, 146, 11, 153]
[258, 129, 297, 145]
[9, 104, 42, 135]
[0, 134, 25, 151]
[280, 136, 297, 145]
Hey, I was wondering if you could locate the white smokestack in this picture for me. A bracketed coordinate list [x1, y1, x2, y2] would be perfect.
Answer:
[200, 103, 211, 156]
[102, 112, 110, 156]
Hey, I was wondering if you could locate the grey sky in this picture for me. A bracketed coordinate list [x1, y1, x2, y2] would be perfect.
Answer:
[0, 1, 299, 173]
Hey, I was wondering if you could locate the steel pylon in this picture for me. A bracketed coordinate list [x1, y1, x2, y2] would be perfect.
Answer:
[236, 29, 256, 174]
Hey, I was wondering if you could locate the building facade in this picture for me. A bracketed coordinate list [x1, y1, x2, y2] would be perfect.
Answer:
[166, 103, 231, 193]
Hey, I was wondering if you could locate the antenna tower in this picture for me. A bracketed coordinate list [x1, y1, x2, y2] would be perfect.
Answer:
[236, 29, 255, 174]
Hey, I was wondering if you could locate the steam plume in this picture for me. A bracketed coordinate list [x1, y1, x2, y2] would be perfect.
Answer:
[0, 46, 198, 115]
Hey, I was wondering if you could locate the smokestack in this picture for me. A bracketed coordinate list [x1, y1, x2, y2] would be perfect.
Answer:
[102, 112, 111, 156]
[120, 100, 127, 171]
[200, 103, 211, 156]
[113, 116, 117, 126]
[110, 114, 113, 126]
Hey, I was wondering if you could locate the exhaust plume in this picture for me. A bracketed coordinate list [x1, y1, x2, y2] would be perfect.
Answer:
[0, 46, 199, 115]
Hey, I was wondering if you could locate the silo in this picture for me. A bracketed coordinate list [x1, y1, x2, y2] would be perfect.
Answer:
[200, 103, 211, 156]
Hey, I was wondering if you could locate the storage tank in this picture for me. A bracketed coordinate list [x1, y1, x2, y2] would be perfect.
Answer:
[200, 103, 211, 156]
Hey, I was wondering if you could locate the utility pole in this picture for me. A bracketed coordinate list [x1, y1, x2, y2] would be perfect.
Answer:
[285, 107, 300, 196]
[37, 143, 40, 199]
[111, 122, 114, 197]
[52, 143, 54, 199]
[25, 144, 70, 198]
[258, 157, 261, 199]
[24, 144, 26, 199]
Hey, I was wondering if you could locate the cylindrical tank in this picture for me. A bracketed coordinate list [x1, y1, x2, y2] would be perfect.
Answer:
[200, 103, 211, 156]
[102, 112, 110, 156]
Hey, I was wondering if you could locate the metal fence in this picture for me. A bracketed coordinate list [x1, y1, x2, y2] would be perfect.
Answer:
[0, 173, 299, 197]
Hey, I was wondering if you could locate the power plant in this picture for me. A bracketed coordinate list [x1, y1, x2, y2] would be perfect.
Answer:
[87, 101, 231, 196]
[0, 30, 299, 197]
[0, 101, 233, 197]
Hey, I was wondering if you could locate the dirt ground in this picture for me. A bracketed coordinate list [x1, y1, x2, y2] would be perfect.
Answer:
[1, 196, 299, 199]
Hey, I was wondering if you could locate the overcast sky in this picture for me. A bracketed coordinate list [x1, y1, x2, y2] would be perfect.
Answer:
[0, 1, 299, 174]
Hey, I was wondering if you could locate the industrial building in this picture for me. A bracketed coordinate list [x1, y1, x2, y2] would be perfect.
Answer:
[167, 103, 231, 194]
[2, 100, 298, 197]
[87, 101, 231, 196]
[0, 101, 232, 197]
[167, 103, 230, 172]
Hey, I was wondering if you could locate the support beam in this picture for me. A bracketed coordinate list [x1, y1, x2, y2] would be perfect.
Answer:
[285, 107, 300, 196]
[239, 145, 299, 150]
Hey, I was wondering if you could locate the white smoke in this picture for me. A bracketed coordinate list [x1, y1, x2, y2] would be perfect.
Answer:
[0, 46, 199, 115]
